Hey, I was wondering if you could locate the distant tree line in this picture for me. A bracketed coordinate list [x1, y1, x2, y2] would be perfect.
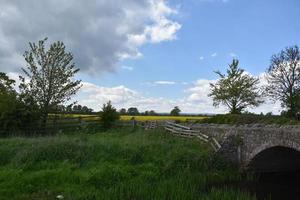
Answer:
[53, 104, 94, 114]
[1, 37, 300, 136]
[118, 107, 183, 116]
[118, 107, 157, 116]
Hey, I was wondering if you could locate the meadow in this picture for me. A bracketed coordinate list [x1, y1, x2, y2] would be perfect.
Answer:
[51, 114, 207, 122]
[0, 128, 254, 200]
[120, 115, 207, 122]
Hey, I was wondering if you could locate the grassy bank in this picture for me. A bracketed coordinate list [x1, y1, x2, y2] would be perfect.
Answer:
[120, 115, 207, 122]
[198, 114, 300, 125]
[0, 128, 254, 200]
[51, 114, 208, 122]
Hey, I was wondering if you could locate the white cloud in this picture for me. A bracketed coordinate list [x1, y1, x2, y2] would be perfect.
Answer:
[6, 72, 282, 115]
[74, 72, 282, 114]
[199, 56, 204, 60]
[181, 81, 189, 85]
[211, 52, 217, 57]
[145, 0, 182, 43]
[184, 74, 282, 114]
[193, 0, 229, 3]
[154, 81, 176, 85]
[75, 82, 178, 112]
[0, 0, 181, 74]
[121, 66, 134, 71]
[229, 52, 237, 57]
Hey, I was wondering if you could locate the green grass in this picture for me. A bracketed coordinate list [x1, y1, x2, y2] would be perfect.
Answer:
[0, 128, 254, 200]
[120, 115, 208, 122]
[199, 114, 300, 125]
[50, 114, 208, 122]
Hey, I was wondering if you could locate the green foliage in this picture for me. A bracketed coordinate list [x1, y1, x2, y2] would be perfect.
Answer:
[199, 114, 300, 125]
[144, 110, 156, 116]
[265, 45, 300, 118]
[127, 107, 139, 115]
[209, 59, 263, 114]
[0, 72, 41, 135]
[0, 128, 254, 200]
[0, 72, 15, 93]
[20, 38, 82, 128]
[0, 73, 17, 116]
[119, 108, 127, 115]
[170, 106, 181, 116]
[99, 101, 120, 130]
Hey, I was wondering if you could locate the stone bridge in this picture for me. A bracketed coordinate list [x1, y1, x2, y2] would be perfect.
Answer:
[191, 124, 300, 172]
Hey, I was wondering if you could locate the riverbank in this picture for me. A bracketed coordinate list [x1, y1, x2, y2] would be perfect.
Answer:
[0, 128, 254, 200]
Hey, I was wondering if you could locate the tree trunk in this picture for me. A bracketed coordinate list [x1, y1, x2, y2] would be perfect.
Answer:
[41, 111, 48, 135]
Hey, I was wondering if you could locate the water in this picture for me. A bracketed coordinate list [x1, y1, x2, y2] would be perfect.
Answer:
[208, 171, 300, 200]
[250, 171, 300, 200]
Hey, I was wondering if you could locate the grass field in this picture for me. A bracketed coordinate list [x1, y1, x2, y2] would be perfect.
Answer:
[51, 114, 208, 122]
[120, 115, 207, 121]
[0, 128, 254, 200]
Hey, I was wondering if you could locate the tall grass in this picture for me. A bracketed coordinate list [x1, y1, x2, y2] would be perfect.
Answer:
[0, 128, 254, 200]
[199, 114, 300, 125]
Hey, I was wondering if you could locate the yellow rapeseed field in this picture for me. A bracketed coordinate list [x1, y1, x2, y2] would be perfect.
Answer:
[120, 115, 207, 121]
[50, 114, 207, 122]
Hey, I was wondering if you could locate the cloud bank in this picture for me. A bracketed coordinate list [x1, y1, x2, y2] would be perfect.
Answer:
[75, 74, 281, 114]
[0, 0, 181, 74]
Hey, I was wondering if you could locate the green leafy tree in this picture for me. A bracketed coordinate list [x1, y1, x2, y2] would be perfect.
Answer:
[20, 38, 82, 129]
[265, 45, 300, 118]
[149, 110, 156, 115]
[99, 101, 120, 130]
[0, 72, 15, 93]
[209, 59, 263, 114]
[0, 73, 18, 127]
[127, 107, 139, 115]
[170, 106, 181, 116]
[119, 108, 127, 115]
[0, 72, 40, 134]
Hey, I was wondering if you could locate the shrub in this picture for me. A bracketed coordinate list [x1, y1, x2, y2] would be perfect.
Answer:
[99, 101, 120, 130]
[199, 114, 300, 125]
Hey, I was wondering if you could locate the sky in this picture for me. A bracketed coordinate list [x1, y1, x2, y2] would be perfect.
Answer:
[0, 0, 300, 114]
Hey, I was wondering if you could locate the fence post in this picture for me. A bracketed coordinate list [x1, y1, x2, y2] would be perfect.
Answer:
[131, 117, 137, 128]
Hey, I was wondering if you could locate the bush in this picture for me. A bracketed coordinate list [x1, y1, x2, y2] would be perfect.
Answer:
[199, 114, 300, 125]
[99, 101, 120, 130]
[0, 73, 41, 136]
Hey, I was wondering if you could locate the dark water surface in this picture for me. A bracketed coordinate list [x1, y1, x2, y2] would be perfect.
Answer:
[252, 171, 300, 200]
[208, 171, 300, 200]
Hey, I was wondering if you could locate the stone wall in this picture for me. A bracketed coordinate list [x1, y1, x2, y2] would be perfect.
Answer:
[190, 124, 300, 170]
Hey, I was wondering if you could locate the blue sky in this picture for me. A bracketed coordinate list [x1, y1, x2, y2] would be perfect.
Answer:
[1, 0, 300, 113]
[79, 0, 300, 113]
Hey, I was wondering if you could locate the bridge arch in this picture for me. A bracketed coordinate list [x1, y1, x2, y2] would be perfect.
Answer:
[245, 142, 300, 172]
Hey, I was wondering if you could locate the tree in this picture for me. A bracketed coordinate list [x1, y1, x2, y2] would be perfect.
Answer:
[20, 38, 82, 129]
[0, 72, 15, 93]
[149, 110, 156, 115]
[209, 59, 263, 114]
[99, 101, 120, 130]
[170, 106, 181, 116]
[0, 72, 40, 134]
[119, 108, 127, 115]
[127, 107, 139, 115]
[0, 73, 18, 128]
[82, 106, 93, 114]
[265, 45, 300, 118]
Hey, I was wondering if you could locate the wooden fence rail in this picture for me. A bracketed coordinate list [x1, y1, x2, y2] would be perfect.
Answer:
[164, 121, 221, 152]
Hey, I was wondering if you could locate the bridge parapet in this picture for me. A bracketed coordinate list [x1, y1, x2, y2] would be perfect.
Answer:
[190, 124, 300, 171]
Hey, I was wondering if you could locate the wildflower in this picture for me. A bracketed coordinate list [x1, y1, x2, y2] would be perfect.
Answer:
[56, 195, 64, 199]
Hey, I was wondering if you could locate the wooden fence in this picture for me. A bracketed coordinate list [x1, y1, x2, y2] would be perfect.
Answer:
[164, 121, 221, 152]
